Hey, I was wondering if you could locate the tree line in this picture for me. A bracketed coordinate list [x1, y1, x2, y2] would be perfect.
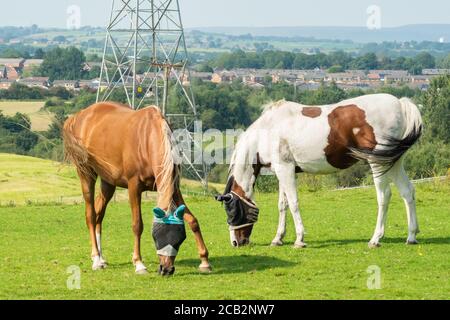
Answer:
[202, 49, 444, 75]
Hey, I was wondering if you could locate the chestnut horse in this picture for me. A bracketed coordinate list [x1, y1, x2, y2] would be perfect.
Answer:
[217, 94, 423, 249]
[63, 102, 211, 274]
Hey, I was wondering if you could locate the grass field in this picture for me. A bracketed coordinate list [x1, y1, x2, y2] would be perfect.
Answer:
[0, 101, 52, 131]
[0, 154, 449, 300]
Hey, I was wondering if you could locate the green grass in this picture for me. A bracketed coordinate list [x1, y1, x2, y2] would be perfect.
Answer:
[0, 155, 449, 299]
[0, 101, 52, 131]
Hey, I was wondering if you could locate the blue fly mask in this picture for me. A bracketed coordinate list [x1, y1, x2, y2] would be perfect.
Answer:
[152, 205, 187, 258]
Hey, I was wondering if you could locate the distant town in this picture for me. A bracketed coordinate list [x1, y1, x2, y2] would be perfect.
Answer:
[1, 57, 449, 93]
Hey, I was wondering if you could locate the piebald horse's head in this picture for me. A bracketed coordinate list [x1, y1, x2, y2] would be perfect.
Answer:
[216, 174, 260, 247]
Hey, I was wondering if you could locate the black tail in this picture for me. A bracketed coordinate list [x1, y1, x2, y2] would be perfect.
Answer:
[349, 123, 422, 177]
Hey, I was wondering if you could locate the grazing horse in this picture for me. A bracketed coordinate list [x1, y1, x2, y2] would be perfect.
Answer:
[63, 102, 211, 274]
[216, 94, 422, 249]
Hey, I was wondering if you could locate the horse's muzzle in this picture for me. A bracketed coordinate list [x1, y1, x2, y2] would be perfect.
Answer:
[158, 264, 175, 276]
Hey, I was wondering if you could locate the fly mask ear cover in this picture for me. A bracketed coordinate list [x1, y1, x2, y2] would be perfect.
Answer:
[152, 205, 187, 257]
[223, 192, 260, 229]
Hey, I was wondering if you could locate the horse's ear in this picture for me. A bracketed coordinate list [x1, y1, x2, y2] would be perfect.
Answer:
[153, 207, 166, 219]
[173, 205, 186, 220]
[224, 176, 235, 194]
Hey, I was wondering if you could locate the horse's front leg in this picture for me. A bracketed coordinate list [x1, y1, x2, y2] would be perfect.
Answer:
[174, 188, 211, 272]
[184, 212, 212, 273]
[271, 185, 288, 246]
[128, 181, 148, 274]
[274, 163, 306, 248]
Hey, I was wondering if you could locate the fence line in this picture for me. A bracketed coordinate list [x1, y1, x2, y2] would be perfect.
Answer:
[332, 176, 448, 191]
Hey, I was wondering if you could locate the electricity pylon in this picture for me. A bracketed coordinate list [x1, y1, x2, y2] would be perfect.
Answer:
[97, 0, 207, 187]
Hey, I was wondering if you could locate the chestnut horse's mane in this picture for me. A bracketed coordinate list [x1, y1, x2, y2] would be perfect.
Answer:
[157, 118, 180, 210]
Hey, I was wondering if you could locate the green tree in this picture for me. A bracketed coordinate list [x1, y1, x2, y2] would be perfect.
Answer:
[39, 47, 87, 81]
[421, 75, 450, 143]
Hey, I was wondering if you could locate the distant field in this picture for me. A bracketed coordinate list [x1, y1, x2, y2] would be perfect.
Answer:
[0, 153, 222, 206]
[0, 101, 53, 131]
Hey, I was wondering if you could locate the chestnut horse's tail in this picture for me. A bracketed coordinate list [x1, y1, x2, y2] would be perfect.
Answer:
[62, 115, 94, 179]
[157, 118, 181, 211]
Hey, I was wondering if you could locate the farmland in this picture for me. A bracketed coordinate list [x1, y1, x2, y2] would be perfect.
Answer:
[0, 101, 52, 131]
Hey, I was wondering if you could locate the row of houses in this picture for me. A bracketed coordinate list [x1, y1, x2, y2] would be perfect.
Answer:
[0, 77, 100, 90]
[197, 68, 450, 90]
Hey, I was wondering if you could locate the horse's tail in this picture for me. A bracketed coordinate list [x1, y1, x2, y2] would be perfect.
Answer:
[62, 115, 94, 179]
[157, 118, 180, 211]
[349, 97, 423, 176]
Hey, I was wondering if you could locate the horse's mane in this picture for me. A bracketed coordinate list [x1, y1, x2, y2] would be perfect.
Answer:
[261, 99, 287, 114]
[156, 117, 180, 211]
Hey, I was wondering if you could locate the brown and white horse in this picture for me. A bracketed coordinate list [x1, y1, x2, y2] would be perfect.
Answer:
[217, 94, 422, 249]
[63, 102, 211, 274]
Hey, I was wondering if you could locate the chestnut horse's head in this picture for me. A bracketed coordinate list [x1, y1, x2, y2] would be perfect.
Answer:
[152, 205, 187, 276]
[216, 176, 260, 247]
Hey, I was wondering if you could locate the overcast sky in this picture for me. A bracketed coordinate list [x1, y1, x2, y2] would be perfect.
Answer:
[1, 0, 449, 28]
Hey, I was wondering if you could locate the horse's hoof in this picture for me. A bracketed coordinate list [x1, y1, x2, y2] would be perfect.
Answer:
[198, 264, 212, 273]
[406, 239, 419, 245]
[368, 242, 382, 249]
[134, 261, 148, 275]
[135, 268, 149, 275]
[92, 256, 106, 270]
[271, 240, 283, 247]
[294, 242, 307, 249]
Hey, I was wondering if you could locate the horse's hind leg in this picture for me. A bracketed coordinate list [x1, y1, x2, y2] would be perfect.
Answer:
[391, 160, 419, 244]
[94, 179, 116, 267]
[274, 163, 306, 248]
[369, 165, 392, 248]
[128, 180, 148, 274]
[271, 185, 288, 246]
[77, 169, 103, 270]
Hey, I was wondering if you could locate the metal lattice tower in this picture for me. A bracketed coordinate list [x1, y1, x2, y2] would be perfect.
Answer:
[97, 0, 207, 187]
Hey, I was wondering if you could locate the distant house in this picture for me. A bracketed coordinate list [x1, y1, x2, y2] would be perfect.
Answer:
[0, 58, 25, 80]
[18, 77, 50, 89]
[78, 79, 99, 90]
[242, 72, 265, 85]
[4, 65, 20, 80]
[326, 71, 365, 84]
[0, 79, 15, 90]
[53, 80, 80, 90]
[211, 70, 238, 83]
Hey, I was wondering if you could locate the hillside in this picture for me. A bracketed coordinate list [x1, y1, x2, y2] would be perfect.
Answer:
[0, 101, 52, 131]
[0, 154, 221, 206]
[193, 24, 450, 43]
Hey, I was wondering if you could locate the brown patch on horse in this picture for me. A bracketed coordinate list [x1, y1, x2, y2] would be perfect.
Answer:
[252, 152, 271, 182]
[325, 105, 377, 169]
[302, 107, 322, 118]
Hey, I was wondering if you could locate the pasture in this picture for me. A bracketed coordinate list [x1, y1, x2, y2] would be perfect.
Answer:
[0, 154, 449, 300]
[0, 101, 52, 132]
